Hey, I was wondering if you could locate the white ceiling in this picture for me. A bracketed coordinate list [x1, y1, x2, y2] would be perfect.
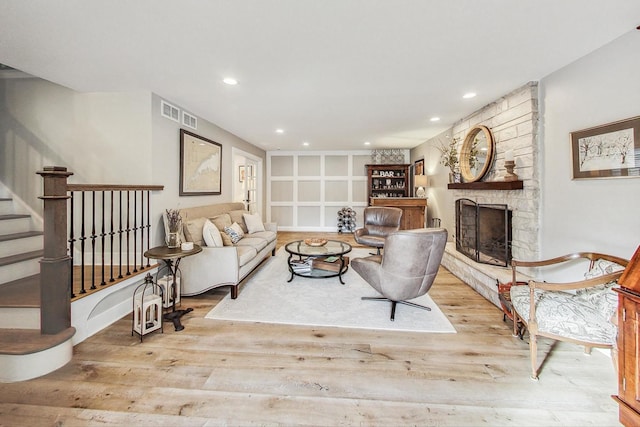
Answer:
[1, 1, 639, 152]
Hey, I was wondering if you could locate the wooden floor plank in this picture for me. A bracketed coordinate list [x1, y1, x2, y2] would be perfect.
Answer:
[0, 231, 621, 426]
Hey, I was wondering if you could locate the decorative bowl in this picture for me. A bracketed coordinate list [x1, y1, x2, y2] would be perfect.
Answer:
[304, 238, 328, 247]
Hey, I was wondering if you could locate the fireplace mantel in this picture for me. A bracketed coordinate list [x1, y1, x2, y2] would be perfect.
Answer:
[447, 180, 523, 190]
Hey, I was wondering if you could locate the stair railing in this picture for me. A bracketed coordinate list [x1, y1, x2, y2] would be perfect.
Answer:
[39, 166, 164, 335]
[67, 184, 164, 298]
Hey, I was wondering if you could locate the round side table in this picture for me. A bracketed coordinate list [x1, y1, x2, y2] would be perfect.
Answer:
[144, 244, 202, 331]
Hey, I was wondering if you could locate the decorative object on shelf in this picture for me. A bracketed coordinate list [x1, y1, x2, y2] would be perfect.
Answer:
[370, 149, 405, 164]
[414, 174, 428, 197]
[459, 125, 495, 183]
[570, 115, 640, 180]
[366, 164, 410, 201]
[337, 207, 356, 233]
[503, 150, 519, 182]
[304, 238, 328, 247]
[437, 138, 460, 183]
[180, 129, 222, 195]
[165, 208, 182, 248]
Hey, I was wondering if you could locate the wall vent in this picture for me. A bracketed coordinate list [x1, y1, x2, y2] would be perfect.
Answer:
[182, 111, 197, 129]
[161, 100, 180, 122]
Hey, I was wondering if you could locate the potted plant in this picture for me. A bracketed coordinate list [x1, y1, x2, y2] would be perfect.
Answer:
[437, 138, 460, 183]
[165, 209, 182, 248]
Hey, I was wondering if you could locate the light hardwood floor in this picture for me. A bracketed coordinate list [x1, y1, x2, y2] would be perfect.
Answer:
[0, 232, 621, 426]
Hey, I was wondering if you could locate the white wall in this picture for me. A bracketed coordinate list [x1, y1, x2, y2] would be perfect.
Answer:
[0, 76, 151, 213]
[539, 30, 640, 259]
[410, 129, 455, 232]
[150, 93, 267, 246]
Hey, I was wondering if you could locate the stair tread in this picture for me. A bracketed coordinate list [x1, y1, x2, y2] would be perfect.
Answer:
[0, 274, 40, 307]
[0, 198, 11, 201]
[0, 230, 43, 242]
[0, 327, 75, 355]
[0, 249, 43, 267]
[0, 214, 30, 220]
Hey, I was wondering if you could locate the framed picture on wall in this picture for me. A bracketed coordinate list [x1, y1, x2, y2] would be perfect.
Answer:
[180, 129, 222, 195]
[239, 165, 253, 183]
[414, 159, 425, 175]
[571, 116, 640, 180]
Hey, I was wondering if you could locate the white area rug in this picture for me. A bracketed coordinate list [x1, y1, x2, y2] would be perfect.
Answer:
[205, 248, 456, 333]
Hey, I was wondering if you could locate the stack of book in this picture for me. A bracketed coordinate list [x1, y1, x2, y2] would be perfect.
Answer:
[311, 256, 349, 272]
[290, 258, 312, 273]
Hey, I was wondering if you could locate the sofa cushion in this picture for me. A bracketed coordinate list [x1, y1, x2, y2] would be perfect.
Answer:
[202, 219, 223, 247]
[224, 223, 245, 244]
[510, 285, 616, 345]
[249, 230, 277, 244]
[236, 236, 268, 252]
[236, 245, 258, 267]
[243, 212, 266, 234]
[229, 209, 250, 233]
[183, 217, 207, 246]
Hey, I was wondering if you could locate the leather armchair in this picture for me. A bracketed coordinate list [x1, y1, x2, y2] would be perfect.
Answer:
[351, 228, 448, 321]
[353, 207, 403, 255]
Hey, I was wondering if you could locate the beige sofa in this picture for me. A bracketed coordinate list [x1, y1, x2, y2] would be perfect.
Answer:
[165, 202, 277, 299]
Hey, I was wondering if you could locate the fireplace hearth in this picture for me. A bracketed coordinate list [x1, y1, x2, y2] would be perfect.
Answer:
[455, 198, 512, 267]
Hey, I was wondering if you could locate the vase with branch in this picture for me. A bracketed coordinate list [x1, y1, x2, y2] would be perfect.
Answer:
[437, 138, 460, 183]
[165, 209, 182, 248]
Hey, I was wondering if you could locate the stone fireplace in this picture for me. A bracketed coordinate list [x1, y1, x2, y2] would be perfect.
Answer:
[440, 82, 540, 308]
[455, 199, 512, 267]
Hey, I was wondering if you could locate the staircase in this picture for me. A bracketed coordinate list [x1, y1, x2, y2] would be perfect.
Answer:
[0, 195, 74, 383]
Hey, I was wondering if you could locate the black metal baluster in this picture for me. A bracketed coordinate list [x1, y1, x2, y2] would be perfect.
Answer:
[90, 191, 96, 290]
[109, 190, 115, 282]
[79, 191, 87, 294]
[118, 190, 123, 279]
[139, 190, 144, 271]
[132, 190, 138, 273]
[126, 190, 131, 276]
[69, 192, 76, 298]
[145, 190, 151, 267]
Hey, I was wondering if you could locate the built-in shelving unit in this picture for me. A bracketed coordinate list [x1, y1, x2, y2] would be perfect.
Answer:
[366, 164, 410, 201]
[447, 180, 523, 190]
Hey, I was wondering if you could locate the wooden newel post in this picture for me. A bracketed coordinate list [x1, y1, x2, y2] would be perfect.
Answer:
[37, 166, 74, 335]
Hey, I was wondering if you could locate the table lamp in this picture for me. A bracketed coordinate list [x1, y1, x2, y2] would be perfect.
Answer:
[414, 175, 428, 197]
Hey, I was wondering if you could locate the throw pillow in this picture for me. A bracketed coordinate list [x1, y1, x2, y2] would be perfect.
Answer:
[183, 217, 206, 246]
[229, 210, 250, 233]
[202, 219, 223, 247]
[223, 222, 245, 244]
[211, 214, 233, 246]
[243, 212, 265, 234]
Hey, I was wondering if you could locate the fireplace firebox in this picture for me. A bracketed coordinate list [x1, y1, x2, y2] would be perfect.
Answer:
[455, 198, 512, 267]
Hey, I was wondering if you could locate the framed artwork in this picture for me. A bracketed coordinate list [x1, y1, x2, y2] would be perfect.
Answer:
[571, 116, 640, 180]
[239, 165, 253, 183]
[414, 159, 425, 176]
[179, 129, 222, 195]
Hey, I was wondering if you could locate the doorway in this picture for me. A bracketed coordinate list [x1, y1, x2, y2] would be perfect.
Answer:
[232, 148, 263, 214]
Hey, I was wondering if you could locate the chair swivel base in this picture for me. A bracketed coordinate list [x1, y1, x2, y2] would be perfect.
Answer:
[361, 296, 431, 321]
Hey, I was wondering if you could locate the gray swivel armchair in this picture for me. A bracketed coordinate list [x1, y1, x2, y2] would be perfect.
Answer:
[353, 207, 403, 255]
[352, 228, 448, 321]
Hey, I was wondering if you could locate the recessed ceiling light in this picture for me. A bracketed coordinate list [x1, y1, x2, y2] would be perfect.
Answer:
[223, 77, 238, 85]
[364, 141, 371, 146]
[463, 92, 476, 99]
[275, 129, 284, 134]
[302, 142, 310, 146]
[430, 117, 440, 122]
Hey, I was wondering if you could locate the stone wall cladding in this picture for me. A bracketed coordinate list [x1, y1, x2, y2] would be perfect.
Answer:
[450, 81, 540, 261]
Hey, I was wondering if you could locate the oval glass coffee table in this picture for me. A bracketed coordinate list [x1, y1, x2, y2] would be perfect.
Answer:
[284, 240, 352, 284]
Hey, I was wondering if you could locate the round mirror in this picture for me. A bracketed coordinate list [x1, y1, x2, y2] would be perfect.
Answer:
[460, 125, 495, 183]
